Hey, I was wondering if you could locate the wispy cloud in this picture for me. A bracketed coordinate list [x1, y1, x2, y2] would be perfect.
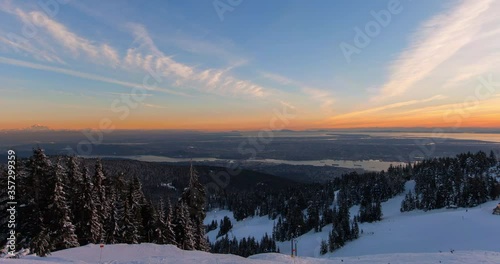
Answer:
[443, 54, 500, 89]
[260, 71, 293, 85]
[126, 23, 267, 97]
[0, 56, 187, 96]
[13, 9, 121, 66]
[142, 103, 168, 109]
[261, 71, 335, 113]
[373, 0, 495, 101]
[0, 34, 65, 64]
[330, 95, 447, 120]
[1, 3, 268, 99]
[302, 87, 335, 113]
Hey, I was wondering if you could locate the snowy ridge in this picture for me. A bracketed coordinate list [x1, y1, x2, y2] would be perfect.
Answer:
[205, 181, 500, 258]
[5, 181, 500, 263]
[3, 244, 500, 263]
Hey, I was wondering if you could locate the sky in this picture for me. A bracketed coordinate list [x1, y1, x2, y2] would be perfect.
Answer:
[1, 0, 499, 131]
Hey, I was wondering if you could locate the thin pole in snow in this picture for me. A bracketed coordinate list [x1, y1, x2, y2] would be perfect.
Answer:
[295, 239, 297, 256]
[99, 243, 104, 263]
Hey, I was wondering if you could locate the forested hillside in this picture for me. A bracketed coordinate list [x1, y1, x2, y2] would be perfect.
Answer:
[83, 158, 297, 201]
[1, 149, 498, 259]
[401, 151, 500, 212]
[0, 149, 211, 257]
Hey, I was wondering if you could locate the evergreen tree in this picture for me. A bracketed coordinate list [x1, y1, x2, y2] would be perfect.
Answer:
[174, 201, 195, 250]
[65, 156, 82, 222]
[110, 173, 128, 243]
[31, 225, 51, 257]
[306, 201, 320, 232]
[49, 160, 79, 250]
[27, 148, 53, 255]
[91, 159, 107, 243]
[123, 176, 145, 243]
[179, 163, 209, 251]
[76, 164, 93, 245]
[320, 239, 328, 255]
[122, 197, 140, 244]
[141, 199, 158, 242]
[164, 199, 177, 246]
[154, 198, 168, 244]
[105, 183, 120, 244]
[217, 216, 233, 238]
[374, 199, 383, 221]
[90, 199, 103, 244]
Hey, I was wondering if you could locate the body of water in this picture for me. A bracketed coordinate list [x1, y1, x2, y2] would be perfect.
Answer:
[251, 158, 405, 171]
[230, 131, 500, 143]
[89, 155, 404, 171]
[352, 132, 500, 143]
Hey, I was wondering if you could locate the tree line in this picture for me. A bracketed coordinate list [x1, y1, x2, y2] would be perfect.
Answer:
[401, 151, 500, 212]
[211, 233, 279, 257]
[0, 148, 209, 257]
[206, 162, 409, 254]
[2, 149, 498, 258]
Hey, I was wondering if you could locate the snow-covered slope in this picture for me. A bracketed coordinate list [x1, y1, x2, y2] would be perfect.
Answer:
[206, 181, 500, 258]
[205, 209, 275, 243]
[4, 243, 500, 263]
[6, 181, 500, 263]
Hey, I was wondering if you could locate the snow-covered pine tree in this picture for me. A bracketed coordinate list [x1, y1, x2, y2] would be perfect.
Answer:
[122, 197, 140, 244]
[154, 198, 168, 244]
[91, 159, 107, 243]
[1, 157, 28, 250]
[174, 201, 195, 250]
[49, 159, 79, 250]
[90, 198, 104, 244]
[165, 198, 177, 246]
[78, 165, 95, 245]
[179, 163, 209, 251]
[66, 156, 82, 222]
[105, 183, 119, 244]
[27, 148, 53, 254]
[31, 225, 51, 257]
[141, 199, 158, 243]
[128, 177, 146, 243]
[123, 176, 144, 243]
[111, 188, 125, 244]
[489, 150, 498, 166]
[111, 173, 128, 243]
[196, 221, 211, 251]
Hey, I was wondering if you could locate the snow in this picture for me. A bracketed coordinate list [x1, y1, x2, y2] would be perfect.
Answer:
[205, 209, 275, 243]
[4, 244, 500, 263]
[206, 180, 500, 259]
[5, 179, 500, 263]
[166, 182, 176, 190]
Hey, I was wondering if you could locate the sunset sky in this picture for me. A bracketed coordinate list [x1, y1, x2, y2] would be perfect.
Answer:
[1, 0, 500, 131]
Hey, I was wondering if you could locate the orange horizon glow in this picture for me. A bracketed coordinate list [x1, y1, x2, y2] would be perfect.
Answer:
[2, 117, 500, 132]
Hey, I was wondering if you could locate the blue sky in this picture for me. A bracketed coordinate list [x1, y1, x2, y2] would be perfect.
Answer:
[1, 0, 499, 130]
